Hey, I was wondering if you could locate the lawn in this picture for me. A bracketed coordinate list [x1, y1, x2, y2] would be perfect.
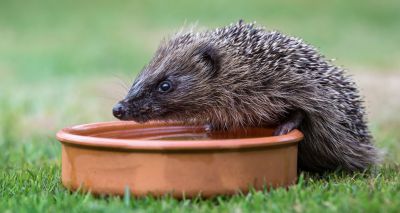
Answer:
[1, 0, 399, 212]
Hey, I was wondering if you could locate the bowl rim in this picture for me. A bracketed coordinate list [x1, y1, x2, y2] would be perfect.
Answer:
[56, 121, 303, 151]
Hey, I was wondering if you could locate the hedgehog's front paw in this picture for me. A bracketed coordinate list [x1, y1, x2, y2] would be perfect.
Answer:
[204, 123, 215, 132]
[273, 111, 304, 136]
[273, 123, 296, 136]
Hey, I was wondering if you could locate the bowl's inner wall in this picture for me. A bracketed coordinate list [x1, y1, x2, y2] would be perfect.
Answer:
[85, 126, 275, 141]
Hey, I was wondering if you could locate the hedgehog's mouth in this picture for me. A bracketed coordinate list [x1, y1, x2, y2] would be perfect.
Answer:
[115, 106, 171, 124]
[120, 108, 161, 123]
[122, 113, 152, 123]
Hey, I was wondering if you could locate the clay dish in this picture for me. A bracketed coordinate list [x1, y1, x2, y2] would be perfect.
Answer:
[56, 121, 303, 198]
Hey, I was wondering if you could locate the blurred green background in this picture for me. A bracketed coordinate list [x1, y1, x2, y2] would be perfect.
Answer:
[1, 0, 399, 212]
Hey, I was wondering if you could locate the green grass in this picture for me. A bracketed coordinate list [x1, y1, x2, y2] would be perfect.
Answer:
[1, 164, 399, 213]
[0, 0, 399, 212]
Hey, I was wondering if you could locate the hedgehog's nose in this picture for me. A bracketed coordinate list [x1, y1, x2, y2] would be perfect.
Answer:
[113, 102, 126, 119]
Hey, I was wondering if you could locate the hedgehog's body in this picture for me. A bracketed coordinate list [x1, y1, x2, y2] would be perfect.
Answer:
[113, 21, 378, 172]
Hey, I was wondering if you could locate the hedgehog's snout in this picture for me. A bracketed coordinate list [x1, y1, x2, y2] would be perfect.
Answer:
[112, 102, 128, 120]
[113, 100, 137, 120]
[113, 98, 154, 122]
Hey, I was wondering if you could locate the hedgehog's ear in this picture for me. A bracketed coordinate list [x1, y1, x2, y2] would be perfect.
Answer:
[196, 44, 220, 77]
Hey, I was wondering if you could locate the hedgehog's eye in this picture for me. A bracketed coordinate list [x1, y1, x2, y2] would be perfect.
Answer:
[158, 80, 172, 93]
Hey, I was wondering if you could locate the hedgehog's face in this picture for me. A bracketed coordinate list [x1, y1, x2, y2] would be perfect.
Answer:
[113, 41, 221, 123]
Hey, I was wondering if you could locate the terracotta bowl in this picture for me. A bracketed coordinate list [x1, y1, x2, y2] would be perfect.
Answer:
[56, 121, 303, 198]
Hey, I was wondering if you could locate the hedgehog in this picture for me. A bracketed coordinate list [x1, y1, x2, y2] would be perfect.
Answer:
[112, 21, 379, 172]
